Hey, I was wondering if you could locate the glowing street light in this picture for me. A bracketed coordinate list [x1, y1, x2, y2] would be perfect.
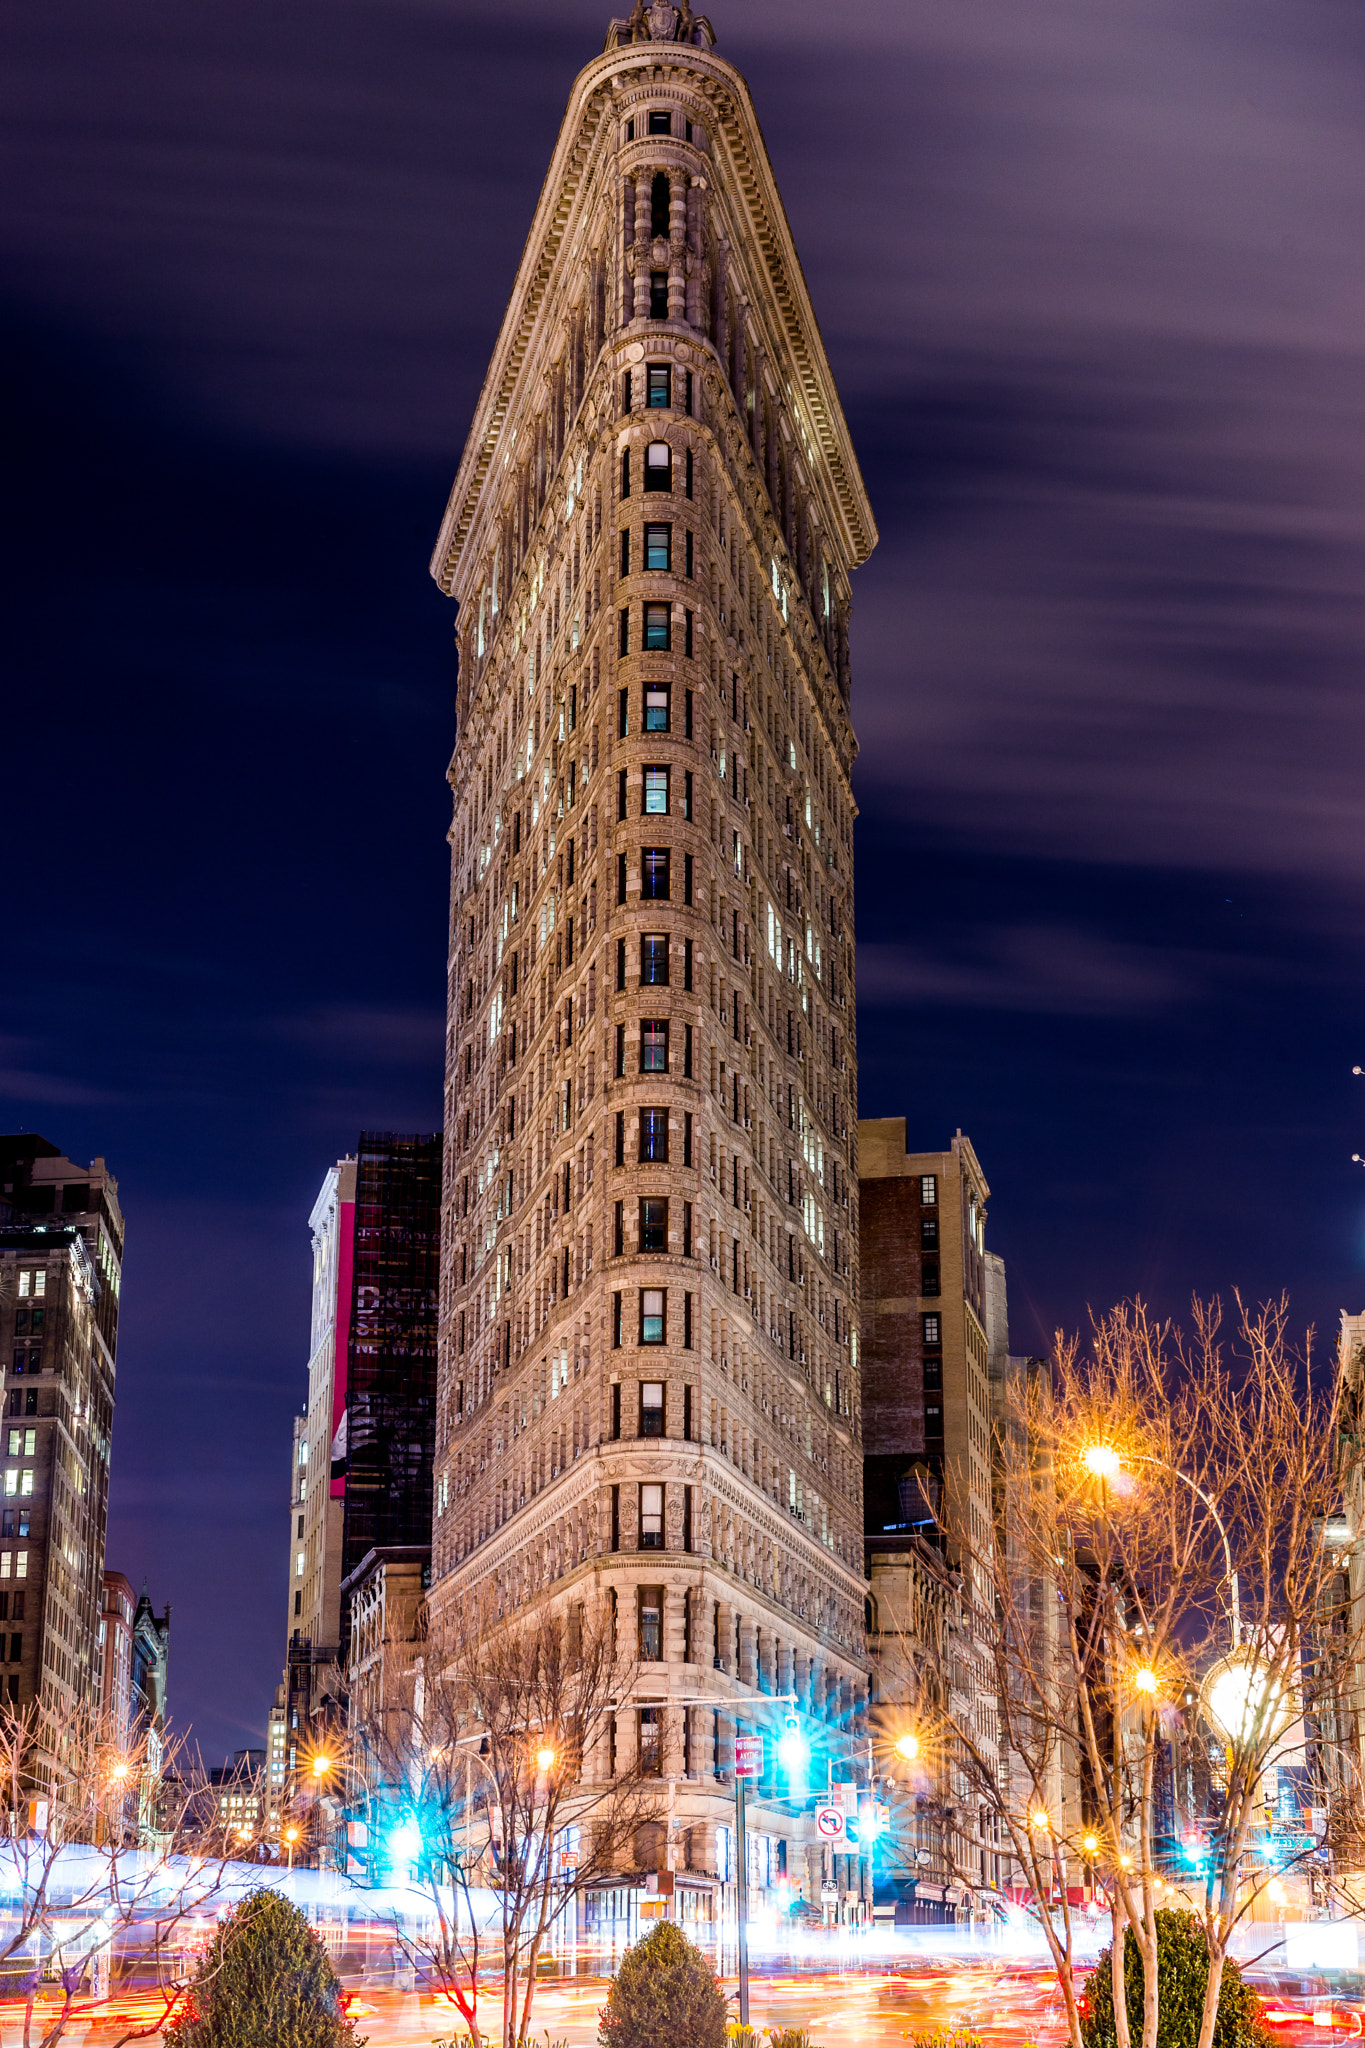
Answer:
[1202, 1654, 1294, 1749]
[1132, 1666, 1160, 1696]
[1082, 1832, 1100, 1857]
[284, 1824, 300, 1872]
[311, 1754, 331, 1779]
[1030, 1808, 1051, 1831]
[894, 1732, 921, 1763]
[1084, 1443, 1121, 1481]
[534, 1744, 558, 1774]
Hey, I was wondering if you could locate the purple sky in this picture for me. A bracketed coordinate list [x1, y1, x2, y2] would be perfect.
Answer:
[2, 0, 1364, 1760]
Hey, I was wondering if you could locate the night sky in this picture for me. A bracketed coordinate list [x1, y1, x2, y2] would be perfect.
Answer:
[3, 0, 1364, 1764]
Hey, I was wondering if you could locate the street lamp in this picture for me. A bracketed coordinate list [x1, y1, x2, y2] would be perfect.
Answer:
[534, 1743, 557, 1774]
[1080, 1442, 1241, 1645]
[894, 1732, 920, 1764]
[1202, 1654, 1294, 1750]
[284, 1824, 300, 1872]
[1132, 1666, 1160, 1697]
[1084, 1444, 1121, 1482]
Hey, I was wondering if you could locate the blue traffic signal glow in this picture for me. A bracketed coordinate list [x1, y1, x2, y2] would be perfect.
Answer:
[387, 1821, 422, 1865]
[776, 1717, 809, 1776]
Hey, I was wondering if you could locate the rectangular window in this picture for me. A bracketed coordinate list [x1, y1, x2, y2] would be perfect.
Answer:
[921, 1174, 938, 1205]
[618, 686, 629, 738]
[922, 1313, 941, 1348]
[685, 528, 694, 577]
[640, 934, 669, 985]
[296, 1551, 305, 1578]
[921, 1216, 939, 1250]
[649, 273, 669, 319]
[5, 1434, 16, 1460]
[615, 1022, 626, 1076]
[685, 688, 693, 738]
[683, 1021, 693, 1077]
[684, 609, 693, 657]
[684, 853, 693, 906]
[640, 1382, 665, 1438]
[616, 937, 627, 991]
[619, 607, 630, 656]
[619, 527, 630, 575]
[683, 1112, 693, 1167]
[3, 1476, 14, 1500]
[685, 447, 693, 499]
[612, 1293, 623, 1349]
[639, 1108, 669, 1163]
[20, 1472, 33, 1499]
[641, 1287, 666, 1345]
[614, 1200, 625, 1258]
[618, 767, 628, 820]
[641, 847, 670, 900]
[683, 1201, 693, 1257]
[922, 1263, 941, 1298]
[645, 439, 671, 491]
[617, 851, 627, 904]
[640, 1588, 663, 1663]
[684, 1291, 693, 1349]
[640, 1020, 668, 1072]
[639, 1198, 668, 1253]
[644, 684, 670, 731]
[621, 447, 631, 497]
[645, 522, 671, 570]
[647, 364, 671, 408]
[643, 602, 671, 652]
[615, 1111, 626, 1167]
[647, 108, 671, 135]
[683, 768, 693, 820]
[685, 367, 693, 412]
[643, 765, 669, 814]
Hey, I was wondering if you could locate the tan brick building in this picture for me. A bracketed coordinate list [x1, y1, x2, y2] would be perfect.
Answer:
[427, 3, 876, 1923]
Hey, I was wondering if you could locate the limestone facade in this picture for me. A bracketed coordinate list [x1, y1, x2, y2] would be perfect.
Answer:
[427, 4, 877, 1904]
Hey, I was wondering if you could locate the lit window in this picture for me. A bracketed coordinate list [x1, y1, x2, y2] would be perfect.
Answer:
[639, 1109, 669, 1163]
[643, 766, 669, 814]
[644, 685, 670, 731]
[296, 1552, 305, 1578]
[5, 1434, 16, 1459]
[641, 849, 670, 901]
[0, 1555, 8, 1581]
[640, 1021, 668, 1072]
[641, 1289, 665, 1345]
[640, 1488, 664, 1549]
[647, 365, 671, 409]
[298, 1441, 309, 1466]
[644, 441, 671, 492]
[20, 1474, 33, 1498]
[643, 603, 671, 651]
[3, 1475, 14, 1499]
[23, 1432, 34, 1458]
[640, 934, 669, 985]
[16, 1554, 26, 1580]
[640, 1383, 665, 1438]
[644, 523, 671, 570]
[17, 1274, 29, 1301]
[639, 1199, 668, 1254]
[920, 1175, 937, 1205]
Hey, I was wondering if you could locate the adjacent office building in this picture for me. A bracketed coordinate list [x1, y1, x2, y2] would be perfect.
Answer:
[0, 1136, 122, 1715]
[859, 1119, 1009, 1922]
[426, 3, 875, 1920]
[283, 1134, 440, 1798]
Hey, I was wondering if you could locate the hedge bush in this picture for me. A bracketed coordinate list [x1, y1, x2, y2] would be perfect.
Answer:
[165, 1886, 364, 2048]
[1081, 1908, 1270, 2048]
[598, 1921, 727, 2048]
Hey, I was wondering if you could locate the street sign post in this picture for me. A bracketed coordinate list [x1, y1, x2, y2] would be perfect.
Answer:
[733, 1734, 764, 2026]
[815, 1804, 845, 1842]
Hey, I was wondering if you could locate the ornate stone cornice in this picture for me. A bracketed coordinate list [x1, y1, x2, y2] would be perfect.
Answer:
[429, 39, 875, 601]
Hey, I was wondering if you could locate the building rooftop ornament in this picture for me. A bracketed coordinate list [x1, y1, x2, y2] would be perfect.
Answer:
[606, 2, 715, 50]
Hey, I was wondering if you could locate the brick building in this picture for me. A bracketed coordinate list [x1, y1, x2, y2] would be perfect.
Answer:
[0, 1136, 122, 1715]
[427, 2, 876, 1923]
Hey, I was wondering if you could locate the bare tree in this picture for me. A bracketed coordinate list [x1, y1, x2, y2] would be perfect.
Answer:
[353, 1586, 662, 2048]
[874, 1297, 1353, 2048]
[0, 1696, 238, 2048]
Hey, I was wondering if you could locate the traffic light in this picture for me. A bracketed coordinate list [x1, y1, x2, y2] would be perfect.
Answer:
[776, 1715, 809, 1778]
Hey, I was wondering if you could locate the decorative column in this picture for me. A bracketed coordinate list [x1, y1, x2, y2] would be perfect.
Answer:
[669, 175, 688, 321]
[633, 173, 653, 321]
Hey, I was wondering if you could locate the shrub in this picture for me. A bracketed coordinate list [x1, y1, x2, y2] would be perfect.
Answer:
[765, 2031, 825, 2048]
[165, 1886, 364, 2048]
[1081, 1908, 1271, 2048]
[598, 1921, 727, 2048]
[905, 2034, 983, 2048]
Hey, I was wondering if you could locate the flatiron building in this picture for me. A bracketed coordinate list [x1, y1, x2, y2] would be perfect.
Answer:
[428, 2, 877, 1917]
